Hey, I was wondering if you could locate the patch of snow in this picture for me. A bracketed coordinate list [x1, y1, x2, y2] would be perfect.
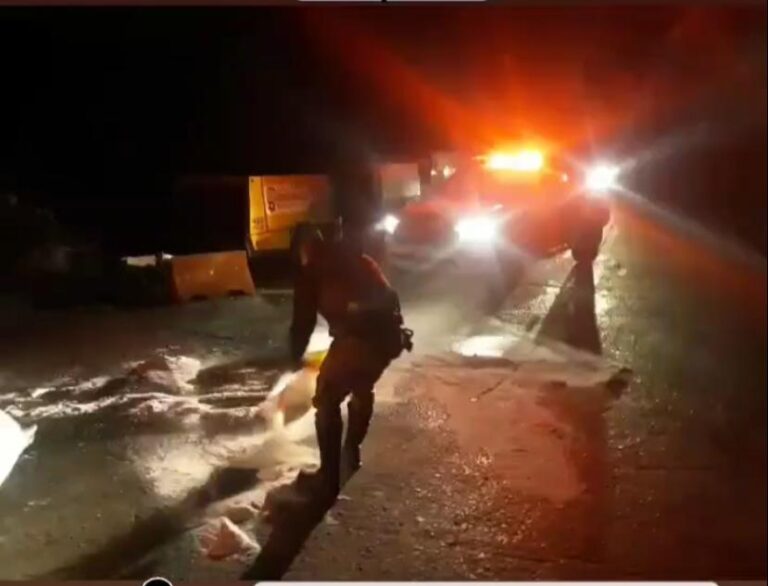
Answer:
[71, 376, 112, 393]
[165, 355, 202, 391]
[134, 354, 201, 393]
[130, 367, 319, 505]
[196, 517, 260, 561]
[0, 409, 36, 488]
[27, 375, 77, 398]
[29, 386, 56, 399]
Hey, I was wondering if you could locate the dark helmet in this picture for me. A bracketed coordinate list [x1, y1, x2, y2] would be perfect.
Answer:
[298, 227, 359, 278]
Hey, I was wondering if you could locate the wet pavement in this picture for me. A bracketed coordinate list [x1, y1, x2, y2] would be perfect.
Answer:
[284, 204, 767, 581]
[0, 202, 766, 580]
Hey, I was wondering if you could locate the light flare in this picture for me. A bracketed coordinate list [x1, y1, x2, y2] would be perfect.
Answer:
[485, 149, 545, 172]
[455, 215, 499, 245]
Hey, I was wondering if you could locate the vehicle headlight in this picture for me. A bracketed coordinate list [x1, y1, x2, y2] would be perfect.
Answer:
[454, 215, 498, 245]
[375, 214, 400, 234]
[585, 164, 619, 195]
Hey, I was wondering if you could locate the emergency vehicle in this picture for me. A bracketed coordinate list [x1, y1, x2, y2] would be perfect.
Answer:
[378, 147, 617, 272]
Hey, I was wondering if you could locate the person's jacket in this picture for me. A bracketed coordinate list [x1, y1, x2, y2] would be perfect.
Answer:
[289, 240, 402, 363]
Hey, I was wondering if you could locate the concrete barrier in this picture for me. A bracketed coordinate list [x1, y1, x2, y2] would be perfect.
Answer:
[169, 250, 256, 303]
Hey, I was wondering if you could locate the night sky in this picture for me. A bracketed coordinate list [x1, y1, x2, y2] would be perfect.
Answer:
[1, 5, 765, 253]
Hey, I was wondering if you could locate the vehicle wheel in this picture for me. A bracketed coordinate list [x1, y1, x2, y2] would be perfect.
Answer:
[570, 226, 603, 263]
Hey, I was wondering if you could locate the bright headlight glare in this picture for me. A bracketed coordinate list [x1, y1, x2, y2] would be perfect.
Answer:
[455, 215, 498, 244]
[586, 164, 619, 192]
[376, 214, 400, 234]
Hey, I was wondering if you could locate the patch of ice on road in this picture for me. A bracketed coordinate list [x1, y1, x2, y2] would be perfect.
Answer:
[0, 409, 36, 488]
[196, 517, 260, 561]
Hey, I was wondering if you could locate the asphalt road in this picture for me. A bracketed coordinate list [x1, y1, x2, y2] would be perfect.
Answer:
[0, 201, 765, 580]
[281, 202, 767, 581]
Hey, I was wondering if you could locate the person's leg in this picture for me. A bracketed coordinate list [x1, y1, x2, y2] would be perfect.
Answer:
[297, 344, 347, 500]
[344, 388, 374, 471]
[342, 342, 390, 471]
[313, 390, 343, 497]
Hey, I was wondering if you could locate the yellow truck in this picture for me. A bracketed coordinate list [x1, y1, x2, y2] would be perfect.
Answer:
[175, 164, 422, 259]
[247, 174, 333, 255]
[167, 164, 423, 296]
[173, 174, 333, 259]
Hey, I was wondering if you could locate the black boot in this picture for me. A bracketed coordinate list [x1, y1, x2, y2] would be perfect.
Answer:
[344, 392, 374, 472]
[297, 404, 342, 502]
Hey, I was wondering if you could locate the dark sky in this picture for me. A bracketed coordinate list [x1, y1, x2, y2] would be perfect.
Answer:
[0, 5, 764, 249]
[1, 10, 311, 185]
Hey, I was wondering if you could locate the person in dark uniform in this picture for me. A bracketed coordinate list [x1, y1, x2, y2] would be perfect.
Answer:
[289, 227, 412, 502]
